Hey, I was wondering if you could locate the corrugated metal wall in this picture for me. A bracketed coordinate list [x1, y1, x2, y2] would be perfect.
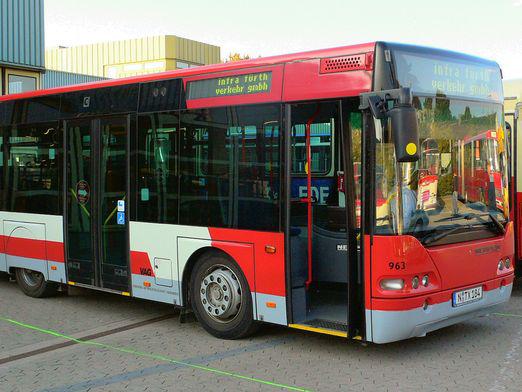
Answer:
[168, 36, 221, 65]
[0, 0, 45, 69]
[41, 69, 108, 89]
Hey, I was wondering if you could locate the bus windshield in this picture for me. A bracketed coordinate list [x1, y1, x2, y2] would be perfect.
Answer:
[375, 97, 508, 243]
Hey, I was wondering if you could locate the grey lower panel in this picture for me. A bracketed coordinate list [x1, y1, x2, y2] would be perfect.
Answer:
[370, 284, 513, 344]
[255, 293, 287, 325]
[48, 261, 67, 283]
[6, 255, 49, 280]
[131, 274, 180, 305]
[0, 253, 6, 272]
[2, 254, 66, 283]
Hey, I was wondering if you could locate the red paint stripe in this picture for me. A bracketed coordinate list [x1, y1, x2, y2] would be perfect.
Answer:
[130, 251, 155, 277]
[209, 228, 286, 297]
[371, 275, 514, 311]
[1, 235, 64, 263]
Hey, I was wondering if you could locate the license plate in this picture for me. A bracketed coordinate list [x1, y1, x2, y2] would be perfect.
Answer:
[452, 286, 483, 307]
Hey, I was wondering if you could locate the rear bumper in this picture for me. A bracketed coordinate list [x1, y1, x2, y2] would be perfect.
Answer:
[368, 281, 512, 344]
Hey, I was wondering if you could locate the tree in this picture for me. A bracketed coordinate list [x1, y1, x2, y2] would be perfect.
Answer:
[226, 53, 251, 62]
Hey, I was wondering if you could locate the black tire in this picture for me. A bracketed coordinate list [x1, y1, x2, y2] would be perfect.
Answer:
[15, 268, 58, 298]
[0, 272, 10, 281]
[190, 253, 258, 339]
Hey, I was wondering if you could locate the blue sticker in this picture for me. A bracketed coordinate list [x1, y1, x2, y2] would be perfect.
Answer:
[117, 212, 125, 225]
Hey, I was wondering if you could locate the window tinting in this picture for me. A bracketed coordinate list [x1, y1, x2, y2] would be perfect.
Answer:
[60, 85, 139, 118]
[6, 123, 62, 214]
[137, 112, 179, 223]
[138, 79, 181, 113]
[291, 104, 334, 175]
[180, 105, 281, 231]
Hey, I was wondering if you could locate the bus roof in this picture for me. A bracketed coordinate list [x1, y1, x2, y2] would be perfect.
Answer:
[0, 42, 377, 102]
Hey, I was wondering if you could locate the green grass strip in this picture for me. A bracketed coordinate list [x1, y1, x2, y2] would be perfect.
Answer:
[0, 316, 311, 392]
[493, 312, 522, 319]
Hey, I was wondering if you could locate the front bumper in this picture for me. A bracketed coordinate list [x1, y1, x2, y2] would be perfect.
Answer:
[368, 281, 512, 344]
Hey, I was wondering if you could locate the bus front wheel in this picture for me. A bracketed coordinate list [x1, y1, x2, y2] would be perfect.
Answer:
[190, 253, 258, 339]
[15, 268, 58, 298]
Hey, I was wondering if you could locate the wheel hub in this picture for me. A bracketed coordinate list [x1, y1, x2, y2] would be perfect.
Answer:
[200, 266, 242, 322]
[21, 269, 43, 287]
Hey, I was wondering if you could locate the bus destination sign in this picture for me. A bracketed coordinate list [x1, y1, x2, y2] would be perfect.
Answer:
[394, 51, 503, 102]
[187, 71, 272, 99]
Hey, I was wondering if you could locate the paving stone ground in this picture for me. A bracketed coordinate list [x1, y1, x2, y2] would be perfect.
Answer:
[1, 276, 521, 392]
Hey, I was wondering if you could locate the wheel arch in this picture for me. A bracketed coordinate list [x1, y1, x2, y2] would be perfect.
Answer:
[181, 246, 239, 307]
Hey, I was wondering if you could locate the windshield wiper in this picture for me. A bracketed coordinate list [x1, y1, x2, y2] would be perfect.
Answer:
[435, 213, 476, 223]
[486, 212, 506, 235]
[435, 212, 505, 234]
[422, 225, 470, 246]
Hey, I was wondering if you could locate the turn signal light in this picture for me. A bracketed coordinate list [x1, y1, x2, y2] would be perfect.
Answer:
[380, 279, 405, 291]
[143, 281, 151, 287]
[265, 245, 276, 254]
[498, 260, 505, 271]
[266, 302, 277, 308]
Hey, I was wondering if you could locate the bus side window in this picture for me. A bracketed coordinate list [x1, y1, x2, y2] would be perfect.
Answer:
[5, 123, 62, 215]
[136, 112, 179, 224]
[179, 108, 231, 228]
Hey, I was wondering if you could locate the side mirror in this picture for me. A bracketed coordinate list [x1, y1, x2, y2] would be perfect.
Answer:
[360, 87, 420, 163]
[389, 89, 419, 162]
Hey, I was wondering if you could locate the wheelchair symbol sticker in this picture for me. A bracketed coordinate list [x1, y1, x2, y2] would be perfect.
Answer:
[117, 212, 125, 225]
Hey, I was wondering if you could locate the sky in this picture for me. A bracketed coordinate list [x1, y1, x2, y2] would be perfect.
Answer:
[44, 0, 522, 79]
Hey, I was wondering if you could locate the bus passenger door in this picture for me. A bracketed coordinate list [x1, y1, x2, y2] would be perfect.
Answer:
[65, 116, 130, 292]
[288, 101, 353, 334]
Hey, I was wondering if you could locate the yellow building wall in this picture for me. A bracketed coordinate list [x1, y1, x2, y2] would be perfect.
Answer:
[504, 79, 522, 114]
[45, 35, 221, 79]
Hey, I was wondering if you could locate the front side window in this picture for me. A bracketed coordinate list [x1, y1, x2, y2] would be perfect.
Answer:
[291, 121, 333, 175]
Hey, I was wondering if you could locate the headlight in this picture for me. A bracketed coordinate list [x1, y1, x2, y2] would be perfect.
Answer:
[422, 275, 429, 287]
[380, 279, 405, 291]
[412, 276, 420, 289]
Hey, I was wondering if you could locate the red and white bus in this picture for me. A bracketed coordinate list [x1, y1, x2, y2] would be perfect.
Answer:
[0, 42, 514, 343]
[456, 130, 506, 212]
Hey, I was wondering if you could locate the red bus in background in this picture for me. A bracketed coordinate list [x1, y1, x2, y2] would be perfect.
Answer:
[417, 139, 440, 211]
[0, 42, 514, 343]
[457, 130, 506, 212]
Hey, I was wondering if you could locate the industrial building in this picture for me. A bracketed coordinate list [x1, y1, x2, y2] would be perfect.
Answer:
[45, 35, 221, 79]
[0, 0, 106, 95]
[0, 0, 45, 95]
[1, 1, 220, 95]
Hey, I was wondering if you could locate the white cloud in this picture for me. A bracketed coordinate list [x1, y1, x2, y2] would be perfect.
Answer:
[514, 0, 522, 6]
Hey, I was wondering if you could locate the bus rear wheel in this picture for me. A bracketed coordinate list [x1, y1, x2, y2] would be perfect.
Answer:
[190, 254, 257, 339]
[15, 268, 58, 298]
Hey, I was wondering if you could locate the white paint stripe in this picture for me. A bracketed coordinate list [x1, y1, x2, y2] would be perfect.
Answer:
[0, 212, 63, 242]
